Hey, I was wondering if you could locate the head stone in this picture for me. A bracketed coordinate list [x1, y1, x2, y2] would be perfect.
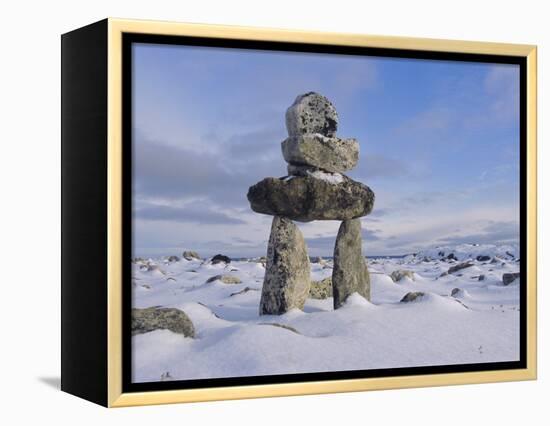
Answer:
[285, 92, 339, 137]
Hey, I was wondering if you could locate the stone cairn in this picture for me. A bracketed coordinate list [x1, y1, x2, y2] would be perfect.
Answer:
[247, 92, 375, 314]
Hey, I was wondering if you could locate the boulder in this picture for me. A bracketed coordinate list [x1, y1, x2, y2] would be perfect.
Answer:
[390, 269, 415, 282]
[281, 134, 359, 173]
[132, 307, 195, 337]
[211, 254, 231, 264]
[285, 92, 338, 137]
[478, 274, 486, 281]
[260, 217, 311, 315]
[167, 255, 180, 262]
[502, 272, 520, 285]
[182, 250, 201, 261]
[258, 322, 300, 334]
[205, 274, 242, 285]
[144, 264, 164, 274]
[309, 277, 333, 299]
[256, 256, 267, 267]
[400, 291, 425, 303]
[451, 287, 462, 297]
[448, 261, 474, 274]
[476, 255, 491, 262]
[332, 219, 370, 309]
[229, 286, 257, 297]
[247, 175, 374, 222]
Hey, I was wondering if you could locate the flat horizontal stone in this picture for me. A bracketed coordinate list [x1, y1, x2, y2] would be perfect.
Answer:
[247, 175, 374, 222]
[281, 134, 359, 173]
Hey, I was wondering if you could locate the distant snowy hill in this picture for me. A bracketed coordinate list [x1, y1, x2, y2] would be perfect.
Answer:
[411, 243, 520, 262]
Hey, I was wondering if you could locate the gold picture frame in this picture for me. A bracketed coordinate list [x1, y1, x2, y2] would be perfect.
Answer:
[61, 17, 537, 407]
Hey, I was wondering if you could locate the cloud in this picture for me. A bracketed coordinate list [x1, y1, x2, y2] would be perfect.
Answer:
[401, 191, 446, 206]
[399, 107, 454, 132]
[369, 208, 390, 218]
[354, 154, 410, 179]
[304, 226, 381, 254]
[133, 134, 286, 208]
[224, 127, 284, 162]
[484, 65, 520, 122]
[134, 203, 247, 225]
[436, 220, 519, 246]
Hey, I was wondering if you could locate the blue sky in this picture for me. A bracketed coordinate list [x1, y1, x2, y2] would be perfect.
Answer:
[132, 42, 520, 258]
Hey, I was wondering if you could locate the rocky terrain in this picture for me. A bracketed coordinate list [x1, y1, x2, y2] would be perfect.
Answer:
[131, 243, 520, 383]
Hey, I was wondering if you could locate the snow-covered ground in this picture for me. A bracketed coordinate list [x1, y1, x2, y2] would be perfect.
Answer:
[132, 243, 520, 383]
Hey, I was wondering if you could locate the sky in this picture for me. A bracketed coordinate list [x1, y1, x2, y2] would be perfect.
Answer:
[132, 42, 520, 258]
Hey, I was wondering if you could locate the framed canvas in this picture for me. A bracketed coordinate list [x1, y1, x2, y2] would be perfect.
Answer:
[61, 18, 537, 407]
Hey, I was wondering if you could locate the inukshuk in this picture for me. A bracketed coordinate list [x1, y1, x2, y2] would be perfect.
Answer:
[247, 92, 375, 314]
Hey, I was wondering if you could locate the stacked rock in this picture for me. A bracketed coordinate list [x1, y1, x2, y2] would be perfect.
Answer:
[247, 92, 375, 314]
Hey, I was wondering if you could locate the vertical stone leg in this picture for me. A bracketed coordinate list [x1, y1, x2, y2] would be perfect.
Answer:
[260, 216, 311, 315]
[332, 218, 370, 309]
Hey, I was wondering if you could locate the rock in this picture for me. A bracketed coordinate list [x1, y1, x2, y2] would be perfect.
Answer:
[167, 255, 180, 262]
[132, 307, 195, 337]
[390, 269, 415, 282]
[332, 219, 370, 309]
[446, 253, 457, 261]
[476, 255, 491, 262]
[256, 256, 267, 267]
[281, 134, 359, 173]
[247, 175, 374, 222]
[311, 256, 325, 264]
[448, 261, 474, 274]
[182, 250, 201, 261]
[229, 286, 258, 297]
[260, 216, 311, 315]
[478, 274, 485, 281]
[502, 272, 520, 285]
[285, 92, 338, 137]
[160, 372, 173, 381]
[258, 322, 300, 334]
[451, 287, 461, 297]
[144, 264, 164, 274]
[205, 274, 242, 285]
[211, 254, 231, 264]
[287, 164, 319, 177]
[309, 277, 333, 299]
[400, 291, 425, 303]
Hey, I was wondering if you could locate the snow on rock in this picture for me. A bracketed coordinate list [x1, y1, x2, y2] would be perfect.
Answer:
[307, 169, 344, 184]
[131, 243, 520, 383]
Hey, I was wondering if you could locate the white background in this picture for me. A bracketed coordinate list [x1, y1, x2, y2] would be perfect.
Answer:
[0, 0, 546, 424]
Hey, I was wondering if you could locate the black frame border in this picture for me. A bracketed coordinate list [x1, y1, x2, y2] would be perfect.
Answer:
[122, 33, 528, 394]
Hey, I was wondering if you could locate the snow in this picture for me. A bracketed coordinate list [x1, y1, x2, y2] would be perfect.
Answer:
[415, 243, 519, 261]
[307, 169, 344, 184]
[132, 244, 520, 383]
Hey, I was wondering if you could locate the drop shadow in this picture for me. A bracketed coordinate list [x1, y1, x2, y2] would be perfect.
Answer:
[38, 376, 61, 390]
